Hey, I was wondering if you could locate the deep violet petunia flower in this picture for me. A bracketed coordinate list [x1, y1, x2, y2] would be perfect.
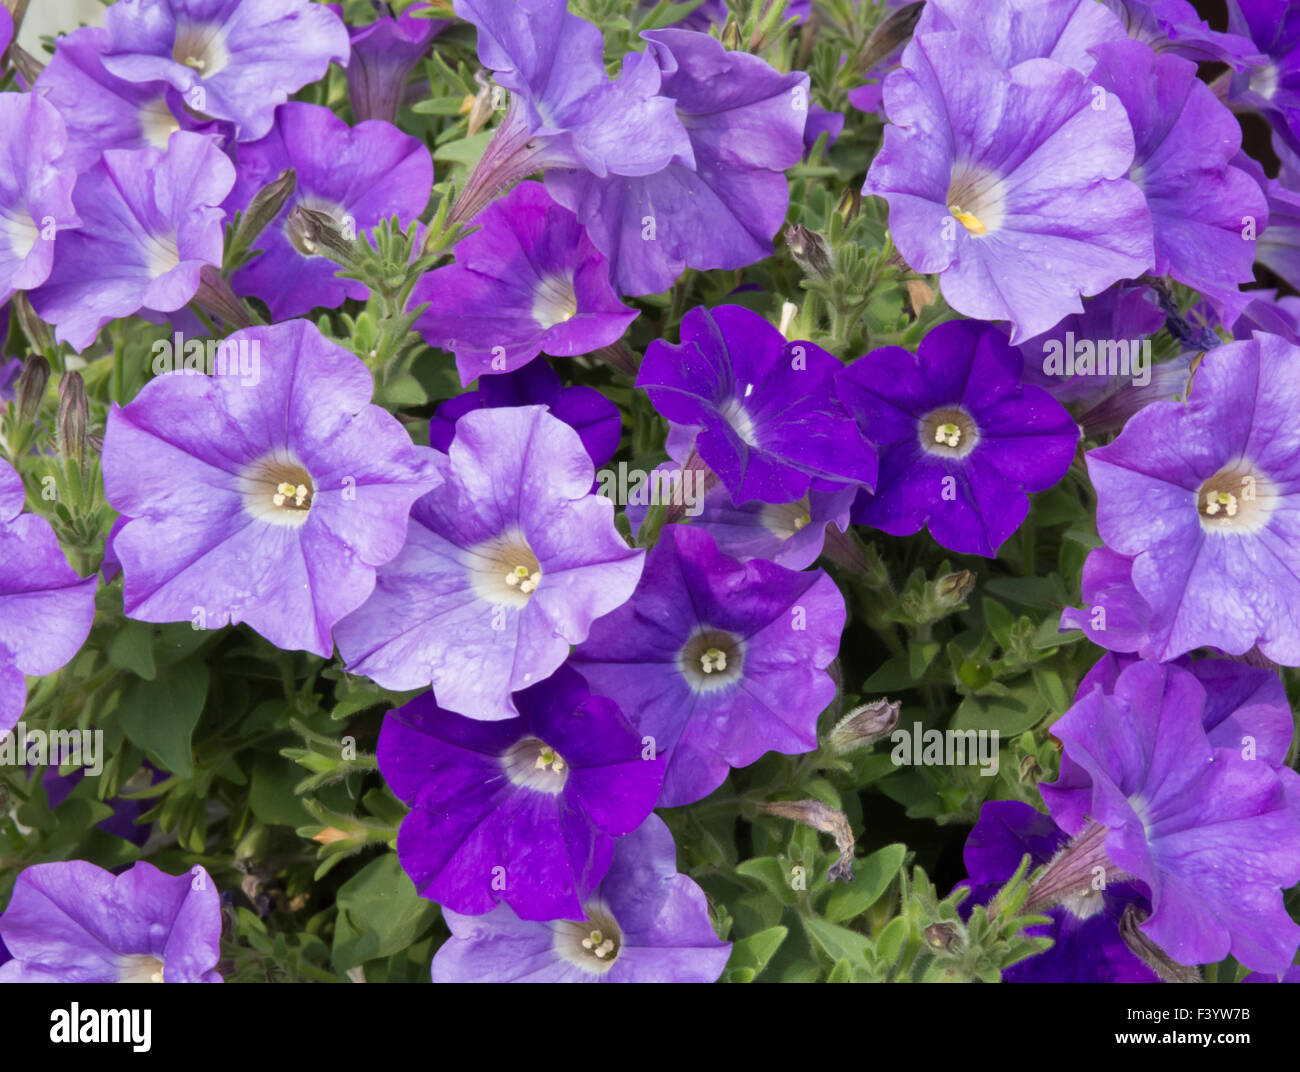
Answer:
[33, 27, 225, 173]
[0, 458, 97, 738]
[959, 800, 1158, 983]
[569, 524, 845, 807]
[226, 101, 432, 321]
[427, 358, 621, 471]
[0, 860, 221, 982]
[548, 28, 809, 297]
[100, 0, 349, 142]
[837, 319, 1079, 558]
[411, 182, 637, 385]
[1080, 332, 1300, 665]
[431, 813, 731, 982]
[863, 31, 1153, 343]
[42, 761, 165, 847]
[0, 92, 80, 304]
[379, 664, 664, 921]
[1103, 0, 1263, 67]
[336, 1, 450, 125]
[637, 305, 877, 506]
[28, 131, 232, 352]
[334, 405, 644, 722]
[1088, 39, 1266, 326]
[1226, 0, 1300, 158]
[102, 319, 440, 658]
[1035, 659, 1300, 973]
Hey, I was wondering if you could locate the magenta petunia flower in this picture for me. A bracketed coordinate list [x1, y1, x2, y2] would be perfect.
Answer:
[226, 101, 432, 321]
[411, 182, 636, 385]
[431, 814, 731, 982]
[0, 861, 222, 982]
[864, 30, 1153, 342]
[570, 524, 845, 807]
[100, 0, 349, 141]
[28, 131, 232, 352]
[102, 319, 440, 658]
[335, 405, 644, 721]
[0, 458, 97, 737]
[380, 665, 664, 921]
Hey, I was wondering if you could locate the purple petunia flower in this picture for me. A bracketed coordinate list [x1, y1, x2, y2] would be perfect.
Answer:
[431, 813, 731, 982]
[100, 0, 349, 141]
[337, 1, 449, 124]
[864, 31, 1153, 342]
[1227, 0, 1300, 158]
[427, 358, 621, 471]
[1103, 0, 1263, 67]
[548, 28, 809, 296]
[959, 800, 1158, 983]
[0, 860, 221, 982]
[1089, 40, 1266, 325]
[226, 101, 432, 321]
[42, 761, 165, 848]
[637, 305, 877, 506]
[102, 318, 440, 658]
[1036, 658, 1300, 973]
[0, 92, 80, 304]
[569, 524, 845, 807]
[335, 404, 644, 721]
[28, 131, 232, 352]
[0, 458, 98, 737]
[913, 0, 1128, 72]
[838, 319, 1079, 558]
[1080, 332, 1300, 664]
[380, 664, 664, 921]
[412, 181, 636, 385]
[34, 27, 224, 173]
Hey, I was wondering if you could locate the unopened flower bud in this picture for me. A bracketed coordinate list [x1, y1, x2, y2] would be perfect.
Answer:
[14, 355, 49, 423]
[924, 922, 959, 951]
[937, 570, 975, 607]
[856, 1, 924, 75]
[232, 168, 296, 253]
[1119, 904, 1202, 983]
[286, 204, 359, 268]
[56, 371, 87, 469]
[13, 292, 52, 354]
[827, 698, 900, 756]
[785, 223, 833, 279]
[721, 15, 743, 51]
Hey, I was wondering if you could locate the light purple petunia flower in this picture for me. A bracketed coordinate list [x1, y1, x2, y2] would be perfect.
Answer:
[28, 131, 232, 352]
[958, 800, 1158, 983]
[1089, 39, 1266, 326]
[838, 319, 1079, 558]
[33, 27, 225, 173]
[335, 404, 644, 721]
[548, 28, 809, 296]
[1037, 658, 1300, 973]
[637, 305, 877, 506]
[337, 1, 450, 124]
[1227, 0, 1300, 157]
[1081, 332, 1300, 665]
[412, 181, 636, 385]
[569, 524, 845, 807]
[1103, 0, 1263, 67]
[102, 318, 440, 658]
[427, 358, 621, 471]
[0, 860, 222, 982]
[0, 92, 80, 304]
[100, 0, 350, 141]
[226, 101, 432, 321]
[0, 458, 97, 737]
[379, 664, 664, 921]
[864, 31, 1153, 342]
[431, 813, 731, 982]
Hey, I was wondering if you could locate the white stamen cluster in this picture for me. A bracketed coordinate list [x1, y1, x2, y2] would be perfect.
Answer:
[273, 481, 310, 510]
[534, 745, 565, 776]
[934, 422, 961, 448]
[1203, 490, 1238, 518]
[700, 647, 728, 674]
[581, 929, 617, 960]
[504, 564, 542, 595]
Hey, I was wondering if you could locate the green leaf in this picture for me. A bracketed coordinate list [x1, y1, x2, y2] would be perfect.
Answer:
[952, 680, 1047, 736]
[862, 655, 919, 691]
[982, 597, 1014, 651]
[827, 957, 854, 982]
[724, 925, 788, 982]
[117, 663, 208, 778]
[249, 754, 315, 828]
[734, 856, 796, 902]
[107, 619, 156, 680]
[804, 916, 873, 965]
[332, 854, 439, 971]
[432, 131, 493, 169]
[822, 843, 906, 923]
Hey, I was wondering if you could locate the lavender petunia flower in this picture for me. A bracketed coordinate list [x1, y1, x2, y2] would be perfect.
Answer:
[0, 458, 97, 737]
[34, 27, 223, 173]
[1037, 659, 1300, 973]
[428, 358, 621, 471]
[1083, 332, 1300, 664]
[226, 101, 432, 321]
[28, 132, 232, 352]
[101, 0, 349, 141]
[0, 860, 221, 982]
[1103, 0, 1263, 67]
[570, 525, 845, 807]
[431, 813, 731, 982]
[959, 800, 1158, 983]
[838, 319, 1079, 558]
[380, 665, 664, 921]
[548, 28, 809, 296]
[340, 2, 450, 124]
[412, 182, 636, 385]
[864, 31, 1153, 342]
[913, 0, 1128, 72]
[1227, 0, 1300, 158]
[335, 405, 644, 721]
[0, 92, 80, 304]
[1089, 40, 1266, 325]
[102, 319, 440, 658]
[802, 103, 844, 159]
[637, 305, 877, 506]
